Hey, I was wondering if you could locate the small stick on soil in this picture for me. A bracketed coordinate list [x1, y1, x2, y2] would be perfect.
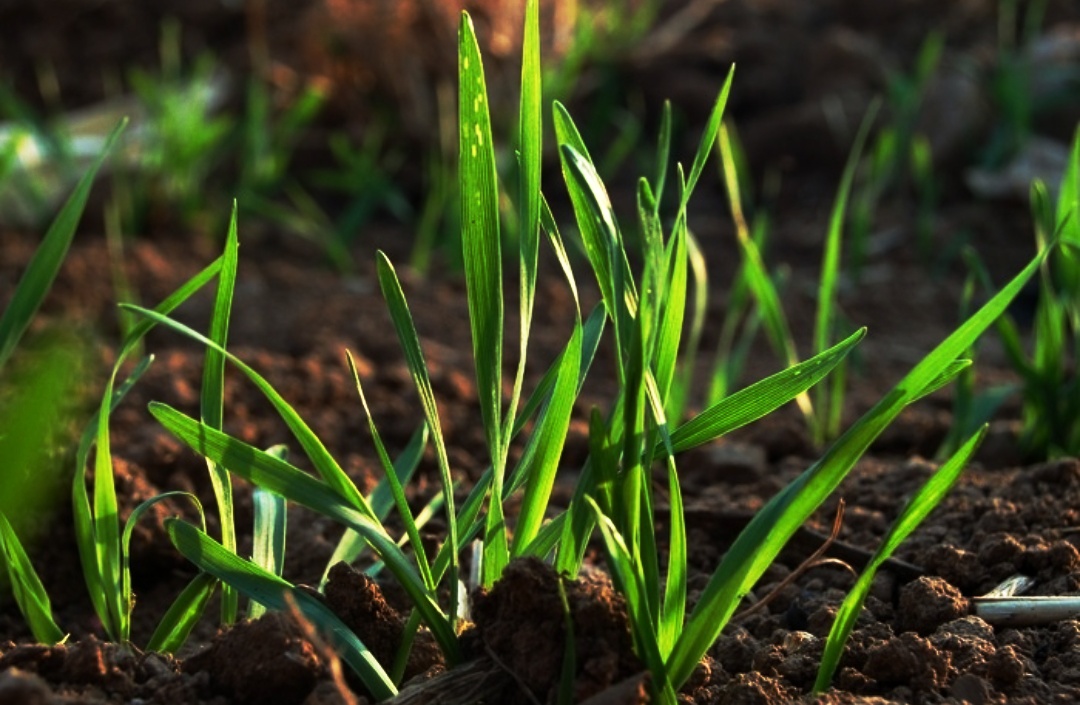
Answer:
[973, 574, 1080, 627]
[736, 500, 856, 620]
[973, 596, 1080, 627]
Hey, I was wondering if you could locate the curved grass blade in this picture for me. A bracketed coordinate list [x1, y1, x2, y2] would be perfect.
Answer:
[0, 119, 125, 372]
[560, 143, 635, 363]
[321, 423, 427, 589]
[814, 424, 988, 691]
[349, 352, 434, 590]
[553, 105, 636, 334]
[149, 402, 460, 662]
[0, 512, 64, 644]
[202, 203, 240, 623]
[146, 571, 217, 654]
[374, 252, 460, 620]
[668, 248, 1047, 689]
[75, 259, 221, 640]
[165, 519, 397, 700]
[119, 304, 373, 518]
[121, 491, 205, 642]
[665, 328, 865, 456]
[588, 499, 677, 705]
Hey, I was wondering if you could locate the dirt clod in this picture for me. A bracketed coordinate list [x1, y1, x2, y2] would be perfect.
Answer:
[897, 576, 970, 635]
[468, 557, 641, 704]
[184, 613, 324, 705]
[322, 562, 443, 685]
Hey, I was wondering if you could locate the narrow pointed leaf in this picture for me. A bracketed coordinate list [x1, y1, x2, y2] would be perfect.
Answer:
[166, 519, 397, 700]
[203, 203, 240, 623]
[150, 402, 459, 662]
[146, 572, 217, 653]
[0, 119, 125, 371]
[0, 513, 64, 644]
[669, 249, 1047, 689]
[815, 425, 987, 691]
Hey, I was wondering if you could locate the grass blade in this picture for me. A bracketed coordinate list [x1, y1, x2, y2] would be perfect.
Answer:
[665, 328, 865, 455]
[374, 252, 460, 623]
[459, 11, 504, 466]
[510, 323, 583, 555]
[668, 248, 1046, 689]
[814, 425, 988, 691]
[349, 352, 434, 590]
[149, 402, 460, 662]
[146, 572, 217, 653]
[0, 512, 64, 644]
[0, 119, 125, 372]
[120, 303, 374, 518]
[165, 519, 397, 700]
[203, 202, 240, 624]
[459, 12, 509, 586]
[681, 66, 735, 209]
[121, 491, 205, 642]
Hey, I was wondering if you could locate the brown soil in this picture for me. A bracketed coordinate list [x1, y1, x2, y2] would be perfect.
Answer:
[4, 1, 1080, 704]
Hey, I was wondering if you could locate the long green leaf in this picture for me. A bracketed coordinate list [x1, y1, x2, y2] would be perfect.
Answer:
[120, 304, 373, 517]
[374, 253, 460, 622]
[814, 425, 987, 691]
[459, 12, 508, 586]
[459, 11, 504, 468]
[166, 519, 397, 700]
[0, 120, 125, 372]
[121, 491, 205, 642]
[150, 402, 460, 662]
[203, 203, 240, 624]
[665, 328, 865, 455]
[349, 352, 434, 590]
[668, 248, 1046, 689]
[511, 324, 582, 555]
[146, 572, 217, 653]
[0, 513, 64, 644]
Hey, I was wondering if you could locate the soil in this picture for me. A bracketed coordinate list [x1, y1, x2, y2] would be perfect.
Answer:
[4, 1, 1080, 704]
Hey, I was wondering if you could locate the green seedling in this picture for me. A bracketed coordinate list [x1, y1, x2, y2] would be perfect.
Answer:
[815, 424, 988, 691]
[0, 512, 64, 644]
[710, 103, 877, 445]
[849, 32, 943, 276]
[2, 3, 1042, 703]
[127, 22, 231, 227]
[996, 126, 1080, 458]
[237, 77, 325, 202]
[0, 121, 124, 645]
